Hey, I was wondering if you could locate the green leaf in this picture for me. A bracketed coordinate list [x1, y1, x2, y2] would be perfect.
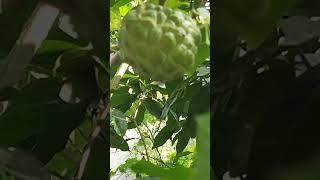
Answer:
[130, 160, 194, 180]
[0, 147, 51, 180]
[111, 0, 132, 9]
[0, 78, 72, 145]
[36, 40, 83, 55]
[93, 57, 109, 93]
[160, 87, 183, 120]
[111, 89, 138, 113]
[32, 102, 88, 163]
[174, 151, 193, 163]
[60, 69, 99, 103]
[14, 78, 62, 103]
[114, 158, 140, 173]
[152, 125, 175, 149]
[119, 3, 133, 16]
[193, 113, 210, 180]
[131, 159, 168, 177]
[167, 165, 194, 180]
[81, 139, 108, 180]
[186, 84, 210, 128]
[127, 103, 146, 129]
[141, 98, 163, 119]
[153, 111, 179, 149]
[110, 9, 122, 32]
[220, 0, 296, 48]
[175, 129, 190, 153]
[110, 128, 129, 151]
[54, 49, 93, 75]
[111, 108, 128, 136]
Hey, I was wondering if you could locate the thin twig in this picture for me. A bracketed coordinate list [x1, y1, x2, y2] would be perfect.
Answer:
[142, 121, 155, 140]
[114, 173, 124, 180]
[141, 121, 168, 167]
[133, 101, 150, 161]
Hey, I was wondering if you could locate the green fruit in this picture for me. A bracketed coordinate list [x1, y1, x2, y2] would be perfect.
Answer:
[118, 3, 201, 81]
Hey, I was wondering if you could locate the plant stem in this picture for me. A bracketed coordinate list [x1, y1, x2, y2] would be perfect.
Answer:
[133, 101, 150, 161]
[142, 122, 168, 167]
[111, 63, 129, 90]
[0, 2, 59, 88]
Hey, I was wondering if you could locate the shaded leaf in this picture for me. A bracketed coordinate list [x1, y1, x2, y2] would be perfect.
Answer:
[141, 98, 162, 119]
[54, 49, 93, 75]
[59, 69, 99, 103]
[32, 101, 88, 163]
[36, 40, 83, 55]
[279, 16, 320, 46]
[110, 128, 129, 151]
[175, 129, 190, 153]
[152, 125, 175, 149]
[82, 139, 108, 180]
[14, 78, 62, 103]
[127, 103, 146, 129]
[0, 147, 51, 180]
[111, 108, 128, 136]
[111, 86, 138, 112]
[160, 87, 183, 120]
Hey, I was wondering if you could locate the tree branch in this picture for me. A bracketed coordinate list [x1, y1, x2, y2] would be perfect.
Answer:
[0, 2, 59, 88]
[110, 63, 129, 90]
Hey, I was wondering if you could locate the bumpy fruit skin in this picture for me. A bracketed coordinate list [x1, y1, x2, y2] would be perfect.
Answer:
[118, 3, 201, 81]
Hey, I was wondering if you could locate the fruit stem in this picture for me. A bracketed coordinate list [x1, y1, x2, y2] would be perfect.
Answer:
[110, 63, 129, 90]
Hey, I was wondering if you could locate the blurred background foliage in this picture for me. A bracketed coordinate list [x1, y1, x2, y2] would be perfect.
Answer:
[214, 0, 320, 179]
[0, 0, 108, 179]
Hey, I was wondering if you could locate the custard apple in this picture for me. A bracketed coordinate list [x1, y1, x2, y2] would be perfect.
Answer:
[118, 3, 201, 81]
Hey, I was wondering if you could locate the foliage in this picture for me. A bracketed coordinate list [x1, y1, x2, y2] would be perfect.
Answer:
[214, 0, 320, 180]
[110, 0, 210, 179]
[0, 1, 108, 179]
[0, 0, 210, 180]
